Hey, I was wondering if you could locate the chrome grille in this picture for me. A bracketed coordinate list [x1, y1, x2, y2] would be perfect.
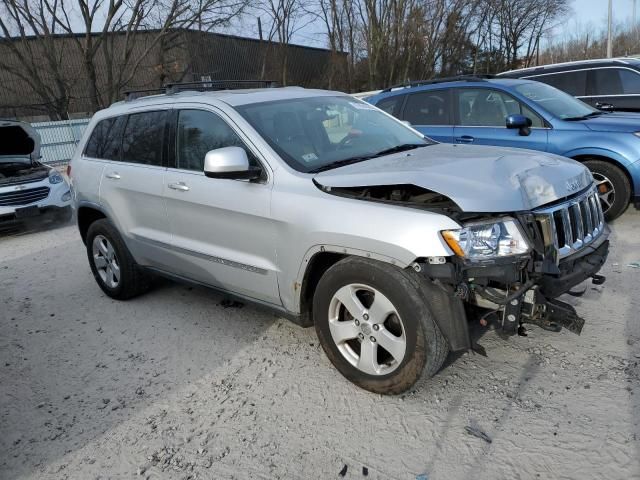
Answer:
[0, 186, 50, 206]
[534, 186, 604, 260]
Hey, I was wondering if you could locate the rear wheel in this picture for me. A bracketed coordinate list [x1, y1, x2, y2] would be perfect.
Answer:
[313, 256, 448, 394]
[583, 159, 631, 221]
[86, 219, 151, 300]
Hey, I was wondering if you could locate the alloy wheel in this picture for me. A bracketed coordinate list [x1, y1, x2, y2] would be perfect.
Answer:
[92, 235, 120, 288]
[592, 172, 615, 215]
[328, 283, 406, 375]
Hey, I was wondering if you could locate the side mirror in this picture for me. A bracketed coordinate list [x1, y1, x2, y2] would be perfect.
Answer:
[203, 146, 262, 181]
[505, 114, 533, 136]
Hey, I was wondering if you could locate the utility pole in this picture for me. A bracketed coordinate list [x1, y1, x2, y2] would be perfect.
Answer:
[607, 0, 613, 58]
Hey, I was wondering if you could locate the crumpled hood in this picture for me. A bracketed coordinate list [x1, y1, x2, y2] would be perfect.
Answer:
[314, 144, 593, 213]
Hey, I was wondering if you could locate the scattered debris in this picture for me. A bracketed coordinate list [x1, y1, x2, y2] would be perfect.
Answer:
[416, 474, 428, 480]
[464, 425, 492, 443]
[627, 262, 640, 269]
[339, 464, 348, 477]
[362, 466, 369, 476]
[219, 299, 244, 309]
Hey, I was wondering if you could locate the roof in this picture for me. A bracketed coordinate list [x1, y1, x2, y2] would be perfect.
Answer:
[498, 57, 640, 76]
[368, 77, 532, 100]
[101, 87, 348, 116]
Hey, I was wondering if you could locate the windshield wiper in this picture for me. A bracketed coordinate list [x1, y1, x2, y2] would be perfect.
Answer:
[373, 143, 427, 156]
[308, 144, 427, 173]
[308, 156, 376, 173]
[564, 111, 604, 121]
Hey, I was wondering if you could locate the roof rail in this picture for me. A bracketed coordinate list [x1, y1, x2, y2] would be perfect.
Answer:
[381, 75, 495, 92]
[123, 79, 279, 101]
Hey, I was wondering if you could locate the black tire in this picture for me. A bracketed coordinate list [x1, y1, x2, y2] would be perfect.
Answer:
[583, 159, 631, 221]
[313, 256, 448, 394]
[85, 219, 151, 300]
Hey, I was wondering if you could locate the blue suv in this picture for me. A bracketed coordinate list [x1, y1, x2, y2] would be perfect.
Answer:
[367, 77, 640, 220]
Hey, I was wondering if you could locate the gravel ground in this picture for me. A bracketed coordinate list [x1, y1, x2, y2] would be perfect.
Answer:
[1, 211, 640, 480]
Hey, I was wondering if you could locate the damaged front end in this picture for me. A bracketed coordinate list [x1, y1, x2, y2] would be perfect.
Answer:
[417, 184, 609, 342]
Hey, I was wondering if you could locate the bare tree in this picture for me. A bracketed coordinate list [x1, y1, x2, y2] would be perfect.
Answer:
[256, 0, 310, 85]
[0, 0, 76, 119]
[49, 0, 248, 109]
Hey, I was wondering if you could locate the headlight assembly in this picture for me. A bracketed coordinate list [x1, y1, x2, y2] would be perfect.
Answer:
[49, 171, 64, 184]
[441, 218, 530, 261]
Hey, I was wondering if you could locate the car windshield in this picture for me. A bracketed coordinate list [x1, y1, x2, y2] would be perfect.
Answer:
[514, 81, 599, 120]
[236, 95, 431, 172]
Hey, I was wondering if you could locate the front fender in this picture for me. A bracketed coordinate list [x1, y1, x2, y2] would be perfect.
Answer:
[273, 183, 460, 314]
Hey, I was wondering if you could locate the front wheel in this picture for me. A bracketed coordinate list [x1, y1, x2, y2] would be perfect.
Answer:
[313, 257, 449, 394]
[583, 159, 631, 221]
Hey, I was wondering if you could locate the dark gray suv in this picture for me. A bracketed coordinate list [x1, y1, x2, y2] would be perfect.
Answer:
[499, 57, 640, 113]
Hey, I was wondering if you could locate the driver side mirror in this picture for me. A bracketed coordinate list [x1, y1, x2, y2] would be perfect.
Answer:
[505, 114, 533, 136]
[203, 146, 262, 181]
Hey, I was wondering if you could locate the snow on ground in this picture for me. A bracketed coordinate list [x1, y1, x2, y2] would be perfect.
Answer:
[1, 211, 639, 480]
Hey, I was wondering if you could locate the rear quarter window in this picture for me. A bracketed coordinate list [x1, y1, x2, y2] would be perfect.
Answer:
[84, 117, 124, 160]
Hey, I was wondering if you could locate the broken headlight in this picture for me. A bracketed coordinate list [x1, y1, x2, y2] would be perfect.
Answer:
[441, 218, 530, 261]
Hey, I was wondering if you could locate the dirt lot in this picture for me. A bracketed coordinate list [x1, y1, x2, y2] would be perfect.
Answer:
[1, 211, 640, 480]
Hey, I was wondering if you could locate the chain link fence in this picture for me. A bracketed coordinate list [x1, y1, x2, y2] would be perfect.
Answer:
[32, 119, 90, 169]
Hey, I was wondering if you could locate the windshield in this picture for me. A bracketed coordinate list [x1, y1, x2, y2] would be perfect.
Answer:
[514, 82, 599, 120]
[236, 96, 431, 172]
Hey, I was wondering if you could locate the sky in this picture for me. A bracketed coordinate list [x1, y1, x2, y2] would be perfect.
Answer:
[571, 0, 634, 29]
[224, 0, 638, 51]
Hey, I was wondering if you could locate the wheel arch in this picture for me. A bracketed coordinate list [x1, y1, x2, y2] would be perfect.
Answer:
[571, 153, 635, 195]
[77, 204, 108, 244]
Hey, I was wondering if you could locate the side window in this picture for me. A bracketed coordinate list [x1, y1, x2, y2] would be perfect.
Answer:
[533, 71, 587, 96]
[619, 69, 640, 94]
[121, 111, 167, 166]
[176, 109, 258, 171]
[457, 89, 543, 128]
[403, 90, 451, 125]
[375, 95, 404, 117]
[591, 68, 625, 95]
[84, 117, 124, 160]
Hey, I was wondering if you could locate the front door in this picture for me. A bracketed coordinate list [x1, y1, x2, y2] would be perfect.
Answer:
[162, 107, 280, 305]
[453, 88, 548, 152]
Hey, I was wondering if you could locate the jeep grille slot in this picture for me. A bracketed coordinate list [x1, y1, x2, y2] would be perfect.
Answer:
[0, 186, 49, 206]
[535, 187, 604, 261]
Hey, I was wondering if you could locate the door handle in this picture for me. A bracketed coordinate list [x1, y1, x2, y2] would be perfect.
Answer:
[105, 172, 121, 180]
[456, 135, 474, 143]
[168, 182, 190, 192]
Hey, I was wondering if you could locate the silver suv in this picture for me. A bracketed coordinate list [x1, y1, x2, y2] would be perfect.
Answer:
[70, 83, 609, 394]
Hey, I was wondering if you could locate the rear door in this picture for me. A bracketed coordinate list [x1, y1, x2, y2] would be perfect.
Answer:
[162, 106, 280, 305]
[452, 87, 548, 151]
[99, 109, 173, 268]
[586, 67, 640, 112]
[399, 89, 454, 142]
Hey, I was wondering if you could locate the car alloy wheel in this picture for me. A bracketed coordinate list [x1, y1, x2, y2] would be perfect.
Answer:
[92, 234, 121, 288]
[328, 283, 406, 376]
[592, 172, 615, 215]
